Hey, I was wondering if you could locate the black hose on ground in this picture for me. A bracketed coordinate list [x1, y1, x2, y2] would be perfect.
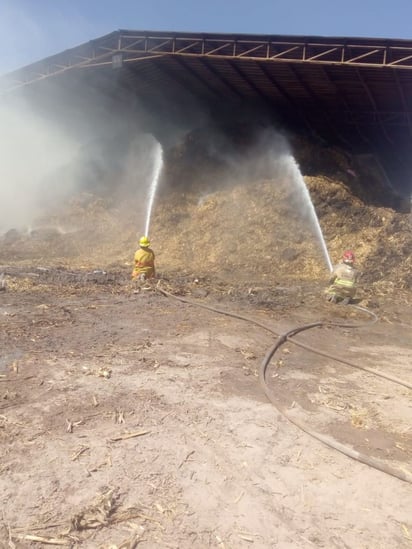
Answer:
[156, 287, 279, 335]
[260, 323, 412, 484]
[157, 288, 409, 389]
[156, 286, 412, 483]
[288, 335, 412, 390]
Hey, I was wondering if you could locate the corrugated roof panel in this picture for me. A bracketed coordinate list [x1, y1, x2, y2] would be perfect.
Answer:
[1, 29, 411, 192]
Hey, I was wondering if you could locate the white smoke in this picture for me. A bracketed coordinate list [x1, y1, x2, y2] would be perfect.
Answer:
[0, 96, 80, 232]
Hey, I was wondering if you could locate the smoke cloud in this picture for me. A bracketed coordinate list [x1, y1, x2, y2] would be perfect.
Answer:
[0, 95, 81, 232]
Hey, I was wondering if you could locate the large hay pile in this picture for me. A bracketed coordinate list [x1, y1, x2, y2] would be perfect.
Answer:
[0, 128, 410, 294]
[307, 175, 411, 293]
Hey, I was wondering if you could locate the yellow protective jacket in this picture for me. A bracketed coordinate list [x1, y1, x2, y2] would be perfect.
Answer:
[132, 247, 155, 279]
[328, 262, 359, 297]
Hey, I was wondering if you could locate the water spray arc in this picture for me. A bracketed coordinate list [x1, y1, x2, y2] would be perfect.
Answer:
[144, 140, 163, 237]
[287, 155, 333, 272]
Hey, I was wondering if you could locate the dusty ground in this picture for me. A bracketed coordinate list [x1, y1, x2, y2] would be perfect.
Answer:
[0, 271, 411, 549]
[0, 129, 411, 548]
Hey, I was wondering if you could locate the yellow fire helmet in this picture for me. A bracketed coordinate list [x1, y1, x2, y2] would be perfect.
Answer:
[139, 236, 151, 248]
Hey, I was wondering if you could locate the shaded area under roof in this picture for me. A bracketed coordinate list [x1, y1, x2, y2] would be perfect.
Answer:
[2, 29, 412, 195]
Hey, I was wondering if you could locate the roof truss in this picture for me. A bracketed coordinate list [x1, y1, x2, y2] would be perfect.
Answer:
[4, 30, 412, 93]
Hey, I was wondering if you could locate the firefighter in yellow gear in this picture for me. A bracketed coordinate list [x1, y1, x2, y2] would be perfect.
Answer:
[132, 236, 155, 281]
[325, 250, 359, 304]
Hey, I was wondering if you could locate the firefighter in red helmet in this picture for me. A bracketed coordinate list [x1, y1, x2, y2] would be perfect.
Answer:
[325, 250, 359, 305]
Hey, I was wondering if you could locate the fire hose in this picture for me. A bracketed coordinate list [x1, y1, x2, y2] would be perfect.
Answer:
[157, 287, 412, 484]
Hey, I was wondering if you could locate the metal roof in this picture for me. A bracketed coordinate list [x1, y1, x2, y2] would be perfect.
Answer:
[2, 29, 412, 194]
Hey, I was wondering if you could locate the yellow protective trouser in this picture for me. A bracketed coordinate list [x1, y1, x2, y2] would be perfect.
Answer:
[327, 278, 356, 299]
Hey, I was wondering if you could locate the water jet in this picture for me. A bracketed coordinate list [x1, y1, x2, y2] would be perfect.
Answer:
[283, 154, 333, 272]
[144, 139, 163, 237]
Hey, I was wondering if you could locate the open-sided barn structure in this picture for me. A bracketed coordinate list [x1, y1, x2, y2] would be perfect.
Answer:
[2, 29, 412, 195]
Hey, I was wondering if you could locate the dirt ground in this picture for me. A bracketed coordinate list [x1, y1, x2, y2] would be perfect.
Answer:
[1, 129, 411, 548]
[0, 270, 411, 548]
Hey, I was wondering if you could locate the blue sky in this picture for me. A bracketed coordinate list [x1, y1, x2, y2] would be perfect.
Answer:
[1, 0, 411, 74]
